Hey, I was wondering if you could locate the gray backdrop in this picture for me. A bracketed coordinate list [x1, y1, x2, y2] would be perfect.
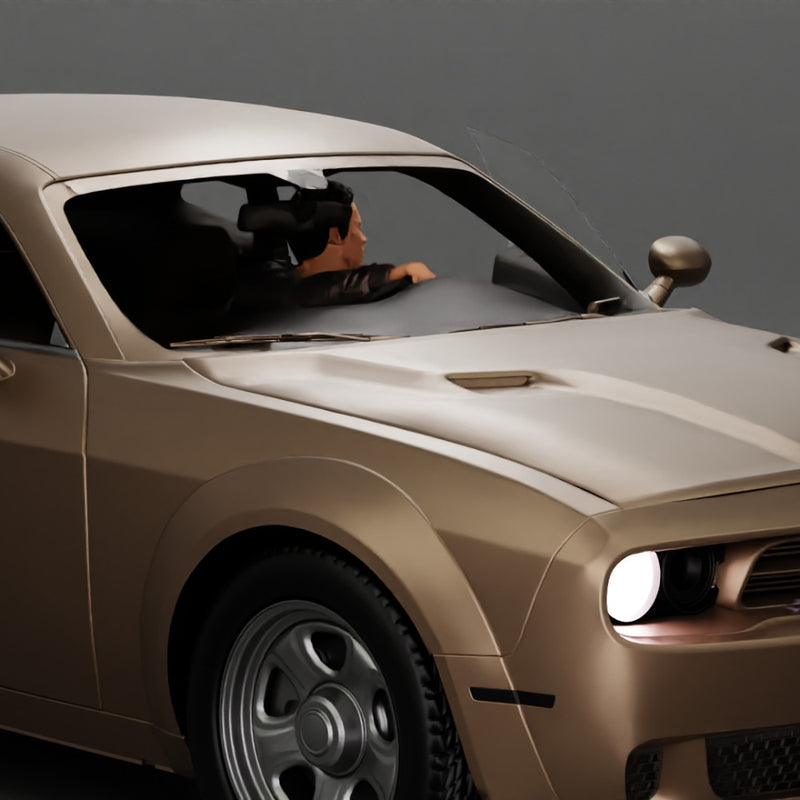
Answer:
[2, 0, 799, 335]
[0, 1, 796, 796]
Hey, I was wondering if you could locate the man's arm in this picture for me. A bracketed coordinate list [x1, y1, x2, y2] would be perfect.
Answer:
[244, 262, 437, 309]
[292, 264, 402, 307]
[388, 262, 436, 283]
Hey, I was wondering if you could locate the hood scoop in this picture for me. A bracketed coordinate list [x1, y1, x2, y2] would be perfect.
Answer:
[447, 371, 538, 390]
[769, 336, 800, 355]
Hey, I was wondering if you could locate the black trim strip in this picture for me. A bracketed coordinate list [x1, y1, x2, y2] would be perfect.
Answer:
[470, 686, 555, 709]
[0, 337, 77, 357]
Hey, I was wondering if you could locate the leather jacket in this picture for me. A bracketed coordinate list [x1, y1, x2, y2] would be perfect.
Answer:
[237, 262, 411, 309]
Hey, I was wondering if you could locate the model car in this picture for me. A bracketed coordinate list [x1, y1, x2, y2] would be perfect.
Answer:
[1, 93, 799, 800]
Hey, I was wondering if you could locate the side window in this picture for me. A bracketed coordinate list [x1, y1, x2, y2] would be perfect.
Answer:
[0, 223, 60, 346]
[181, 180, 248, 223]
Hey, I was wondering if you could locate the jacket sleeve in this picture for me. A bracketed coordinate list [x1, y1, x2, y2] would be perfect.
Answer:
[291, 264, 410, 307]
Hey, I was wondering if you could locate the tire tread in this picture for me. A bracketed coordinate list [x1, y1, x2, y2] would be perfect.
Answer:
[187, 544, 478, 800]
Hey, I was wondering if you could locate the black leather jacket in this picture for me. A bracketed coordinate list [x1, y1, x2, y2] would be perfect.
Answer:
[237, 262, 411, 309]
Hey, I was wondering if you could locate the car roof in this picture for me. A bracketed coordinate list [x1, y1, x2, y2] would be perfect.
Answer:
[0, 94, 446, 180]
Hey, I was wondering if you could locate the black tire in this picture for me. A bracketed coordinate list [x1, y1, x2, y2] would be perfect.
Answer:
[186, 547, 477, 800]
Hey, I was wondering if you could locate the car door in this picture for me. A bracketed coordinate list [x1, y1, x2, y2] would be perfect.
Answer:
[0, 221, 97, 707]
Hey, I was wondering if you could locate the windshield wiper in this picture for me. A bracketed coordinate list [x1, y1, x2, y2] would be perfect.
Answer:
[171, 331, 397, 348]
[452, 313, 597, 334]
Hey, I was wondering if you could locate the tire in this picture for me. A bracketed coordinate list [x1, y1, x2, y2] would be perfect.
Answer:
[186, 547, 477, 800]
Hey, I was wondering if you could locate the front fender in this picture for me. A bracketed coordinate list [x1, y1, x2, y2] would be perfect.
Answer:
[140, 456, 498, 734]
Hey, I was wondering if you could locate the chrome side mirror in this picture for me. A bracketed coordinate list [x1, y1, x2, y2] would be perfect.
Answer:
[645, 236, 711, 307]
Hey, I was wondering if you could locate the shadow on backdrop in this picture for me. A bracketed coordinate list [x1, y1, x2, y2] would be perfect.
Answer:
[0, 729, 200, 799]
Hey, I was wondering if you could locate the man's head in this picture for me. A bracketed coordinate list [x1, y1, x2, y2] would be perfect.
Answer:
[288, 181, 366, 274]
[334, 201, 367, 271]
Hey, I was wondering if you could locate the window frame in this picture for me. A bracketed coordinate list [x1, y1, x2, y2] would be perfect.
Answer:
[0, 216, 74, 354]
[44, 154, 646, 360]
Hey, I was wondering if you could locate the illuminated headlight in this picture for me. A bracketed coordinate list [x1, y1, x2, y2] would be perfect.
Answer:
[606, 551, 661, 623]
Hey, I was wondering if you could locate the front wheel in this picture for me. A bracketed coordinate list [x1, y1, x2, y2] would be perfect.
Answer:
[186, 548, 477, 800]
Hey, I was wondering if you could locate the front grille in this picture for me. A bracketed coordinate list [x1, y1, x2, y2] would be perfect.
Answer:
[625, 745, 662, 800]
[706, 723, 800, 799]
[742, 540, 800, 608]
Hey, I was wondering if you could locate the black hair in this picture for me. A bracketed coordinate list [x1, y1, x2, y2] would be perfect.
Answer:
[287, 180, 354, 263]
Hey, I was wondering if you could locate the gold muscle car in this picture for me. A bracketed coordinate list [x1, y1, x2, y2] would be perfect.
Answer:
[1, 93, 799, 800]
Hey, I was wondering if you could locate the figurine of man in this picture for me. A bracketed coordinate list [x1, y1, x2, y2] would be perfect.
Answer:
[284, 181, 436, 306]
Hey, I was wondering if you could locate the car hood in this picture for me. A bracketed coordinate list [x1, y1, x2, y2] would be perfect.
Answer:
[188, 308, 800, 507]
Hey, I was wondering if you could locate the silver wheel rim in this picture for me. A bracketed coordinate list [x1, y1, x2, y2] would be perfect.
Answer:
[220, 600, 399, 800]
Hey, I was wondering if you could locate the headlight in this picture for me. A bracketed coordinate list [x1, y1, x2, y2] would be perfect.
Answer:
[660, 547, 717, 614]
[606, 551, 661, 623]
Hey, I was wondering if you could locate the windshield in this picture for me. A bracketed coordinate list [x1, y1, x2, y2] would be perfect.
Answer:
[467, 128, 626, 276]
[64, 161, 649, 347]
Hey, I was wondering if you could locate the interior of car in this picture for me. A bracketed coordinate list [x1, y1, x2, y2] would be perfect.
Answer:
[64, 168, 639, 347]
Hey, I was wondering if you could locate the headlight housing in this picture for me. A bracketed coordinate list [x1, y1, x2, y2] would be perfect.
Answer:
[660, 547, 718, 615]
[606, 546, 719, 624]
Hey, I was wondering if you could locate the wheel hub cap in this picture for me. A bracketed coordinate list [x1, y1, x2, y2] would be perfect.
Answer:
[295, 684, 367, 774]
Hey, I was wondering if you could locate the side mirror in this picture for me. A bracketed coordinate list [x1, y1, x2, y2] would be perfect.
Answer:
[644, 236, 711, 307]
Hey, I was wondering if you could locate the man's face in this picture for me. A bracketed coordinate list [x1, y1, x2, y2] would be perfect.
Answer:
[341, 203, 367, 270]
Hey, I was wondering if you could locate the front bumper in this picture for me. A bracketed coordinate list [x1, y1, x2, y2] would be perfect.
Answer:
[445, 483, 800, 799]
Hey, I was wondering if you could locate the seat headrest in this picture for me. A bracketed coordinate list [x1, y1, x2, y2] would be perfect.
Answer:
[237, 199, 350, 235]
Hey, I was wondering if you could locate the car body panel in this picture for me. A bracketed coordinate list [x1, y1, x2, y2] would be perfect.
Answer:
[509, 483, 800, 798]
[0, 342, 97, 704]
[187, 308, 800, 507]
[0, 94, 445, 180]
[434, 652, 557, 798]
[80, 356, 597, 723]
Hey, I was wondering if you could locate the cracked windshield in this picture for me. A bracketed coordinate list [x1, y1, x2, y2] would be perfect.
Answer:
[466, 128, 625, 276]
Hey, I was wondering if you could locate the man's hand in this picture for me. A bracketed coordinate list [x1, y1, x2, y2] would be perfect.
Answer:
[388, 261, 436, 283]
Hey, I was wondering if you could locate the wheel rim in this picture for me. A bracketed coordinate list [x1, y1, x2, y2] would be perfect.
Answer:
[220, 600, 399, 800]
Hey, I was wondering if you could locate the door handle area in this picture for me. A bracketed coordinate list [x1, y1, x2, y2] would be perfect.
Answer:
[0, 357, 15, 381]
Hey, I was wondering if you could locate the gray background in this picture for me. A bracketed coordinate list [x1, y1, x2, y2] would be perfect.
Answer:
[2, 0, 800, 335]
[0, 0, 796, 796]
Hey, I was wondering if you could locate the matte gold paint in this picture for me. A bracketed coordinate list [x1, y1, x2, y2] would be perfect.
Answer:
[1, 95, 799, 800]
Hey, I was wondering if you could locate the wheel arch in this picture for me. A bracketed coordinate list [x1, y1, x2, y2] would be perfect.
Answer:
[141, 456, 499, 737]
[167, 524, 325, 734]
